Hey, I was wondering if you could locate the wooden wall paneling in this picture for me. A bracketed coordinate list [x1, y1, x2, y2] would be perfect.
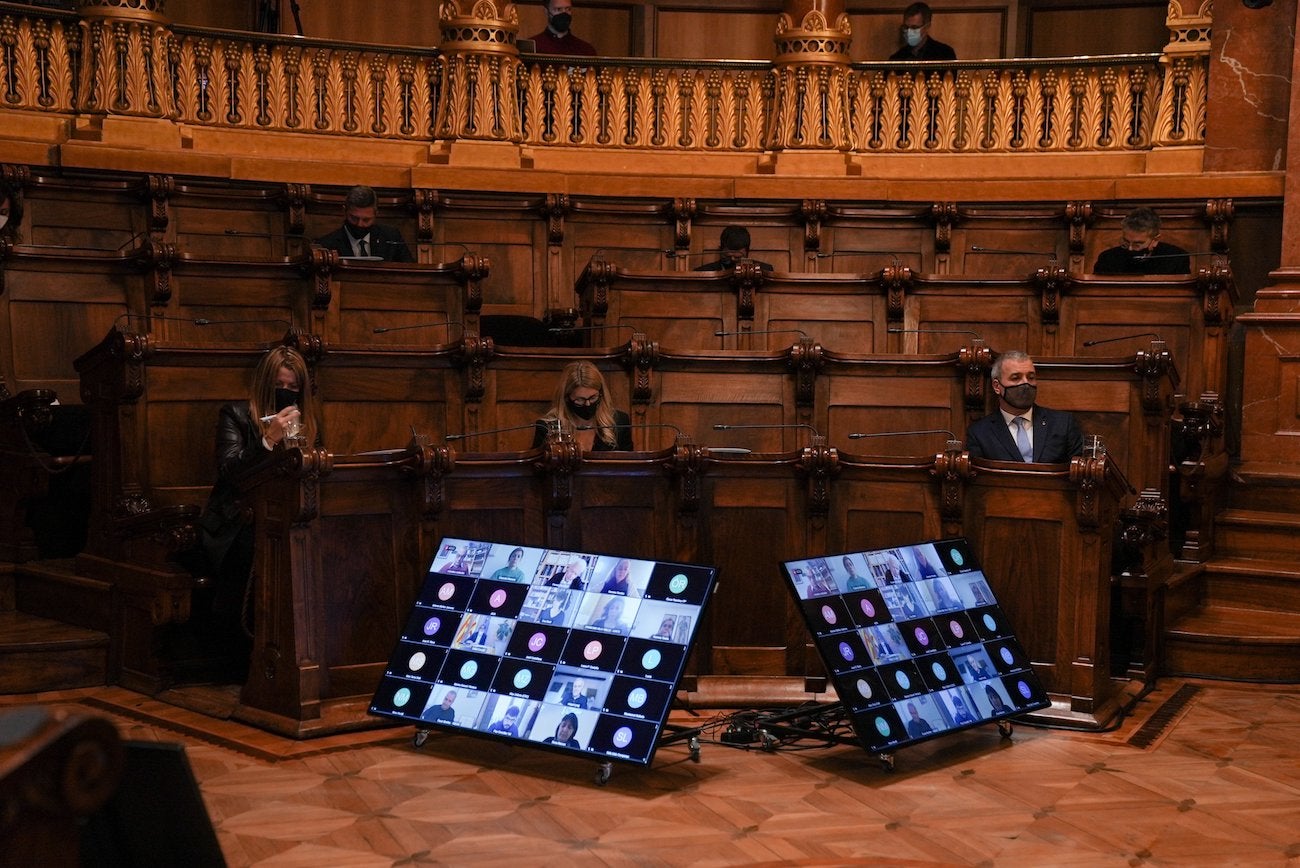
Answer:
[314, 349, 460, 456]
[754, 274, 888, 352]
[279, 0, 444, 48]
[693, 202, 804, 273]
[904, 278, 1040, 355]
[953, 205, 1069, 275]
[23, 174, 145, 253]
[169, 258, 311, 340]
[1028, 4, 1169, 59]
[2, 258, 134, 394]
[653, 8, 780, 61]
[822, 355, 968, 450]
[847, 6, 1009, 63]
[650, 355, 795, 453]
[433, 192, 548, 315]
[327, 263, 470, 347]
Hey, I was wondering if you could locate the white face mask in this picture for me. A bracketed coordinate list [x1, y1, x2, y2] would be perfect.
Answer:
[905, 27, 924, 47]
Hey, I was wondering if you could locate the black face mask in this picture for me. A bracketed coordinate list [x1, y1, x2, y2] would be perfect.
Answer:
[274, 387, 301, 412]
[548, 11, 572, 33]
[344, 222, 369, 241]
[998, 382, 1037, 410]
[567, 397, 600, 420]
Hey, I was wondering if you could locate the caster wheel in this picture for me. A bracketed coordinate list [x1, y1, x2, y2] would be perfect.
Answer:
[998, 720, 1013, 740]
[688, 736, 701, 762]
[595, 762, 612, 786]
[413, 730, 430, 748]
[878, 753, 895, 772]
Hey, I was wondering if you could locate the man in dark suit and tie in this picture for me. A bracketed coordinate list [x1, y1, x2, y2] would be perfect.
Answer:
[964, 350, 1084, 463]
[315, 184, 415, 262]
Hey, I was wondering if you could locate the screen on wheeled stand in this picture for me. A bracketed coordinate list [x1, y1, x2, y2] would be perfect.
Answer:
[780, 538, 1049, 753]
[369, 538, 718, 766]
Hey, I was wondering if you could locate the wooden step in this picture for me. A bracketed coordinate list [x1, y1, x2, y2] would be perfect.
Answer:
[1212, 509, 1300, 560]
[0, 610, 109, 692]
[1199, 557, 1300, 611]
[1163, 604, 1300, 682]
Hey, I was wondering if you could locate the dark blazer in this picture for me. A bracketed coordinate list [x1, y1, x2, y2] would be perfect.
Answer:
[694, 258, 774, 273]
[1093, 241, 1190, 275]
[315, 223, 415, 263]
[198, 403, 272, 575]
[532, 409, 634, 451]
[889, 38, 957, 62]
[964, 405, 1084, 464]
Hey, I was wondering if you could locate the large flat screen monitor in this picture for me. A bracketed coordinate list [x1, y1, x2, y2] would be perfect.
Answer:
[370, 538, 718, 766]
[780, 538, 1049, 753]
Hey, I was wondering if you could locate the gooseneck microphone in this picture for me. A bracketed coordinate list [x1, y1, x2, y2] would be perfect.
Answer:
[713, 422, 823, 444]
[848, 428, 958, 441]
[1082, 332, 1161, 348]
[547, 323, 639, 339]
[715, 328, 809, 338]
[445, 423, 541, 443]
[888, 327, 983, 340]
[372, 320, 463, 335]
[194, 317, 294, 328]
[969, 245, 1058, 261]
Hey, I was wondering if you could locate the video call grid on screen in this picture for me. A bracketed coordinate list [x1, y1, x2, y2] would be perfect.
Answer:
[781, 538, 1050, 753]
[369, 538, 717, 766]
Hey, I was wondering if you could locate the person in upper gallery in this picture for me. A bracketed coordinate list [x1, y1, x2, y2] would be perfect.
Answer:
[1093, 207, 1191, 275]
[694, 225, 774, 273]
[964, 350, 1084, 463]
[197, 346, 320, 649]
[528, 0, 597, 57]
[889, 2, 956, 62]
[532, 360, 634, 451]
[314, 184, 415, 263]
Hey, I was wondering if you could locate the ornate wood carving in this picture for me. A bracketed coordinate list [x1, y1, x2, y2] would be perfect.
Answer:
[733, 260, 766, 322]
[1196, 265, 1235, 327]
[671, 198, 695, 254]
[788, 336, 823, 408]
[671, 440, 707, 514]
[414, 188, 441, 241]
[1064, 200, 1093, 254]
[455, 332, 494, 402]
[797, 436, 839, 518]
[282, 183, 310, 235]
[537, 433, 581, 514]
[801, 199, 826, 254]
[930, 439, 970, 523]
[541, 193, 568, 245]
[1134, 341, 1177, 413]
[959, 341, 992, 414]
[1203, 198, 1233, 252]
[624, 332, 658, 405]
[456, 252, 490, 314]
[134, 238, 177, 306]
[881, 264, 911, 324]
[1033, 266, 1069, 326]
[300, 246, 336, 310]
[141, 174, 172, 230]
[929, 202, 959, 254]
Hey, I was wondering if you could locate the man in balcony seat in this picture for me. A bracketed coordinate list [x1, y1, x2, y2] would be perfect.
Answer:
[964, 350, 1084, 464]
[530, 0, 597, 57]
[889, 2, 956, 62]
[694, 225, 774, 272]
[315, 185, 415, 263]
[1093, 207, 1191, 275]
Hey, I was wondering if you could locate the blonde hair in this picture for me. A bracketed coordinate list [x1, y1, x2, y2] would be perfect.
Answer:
[542, 361, 617, 448]
[249, 345, 320, 445]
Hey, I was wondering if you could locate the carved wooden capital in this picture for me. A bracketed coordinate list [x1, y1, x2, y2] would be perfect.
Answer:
[537, 435, 581, 514]
[788, 336, 824, 408]
[798, 436, 839, 517]
[455, 332, 494, 402]
[733, 260, 766, 320]
[1032, 265, 1069, 326]
[1196, 265, 1234, 327]
[299, 246, 336, 310]
[577, 257, 613, 322]
[671, 441, 707, 514]
[1064, 200, 1093, 253]
[282, 183, 311, 235]
[1203, 198, 1233, 252]
[929, 202, 959, 253]
[671, 198, 695, 251]
[415, 188, 441, 241]
[408, 442, 455, 518]
[541, 193, 569, 245]
[1069, 454, 1112, 529]
[1134, 341, 1176, 413]
[930, 441, 971, 521]
[882, 264, 911, 324]
[141, 174, 173, 230]
[132, 238, 177, 306]
[801, 198, 827, 253]
[958, 341, 992, 413]
[624, 332, 659, 404]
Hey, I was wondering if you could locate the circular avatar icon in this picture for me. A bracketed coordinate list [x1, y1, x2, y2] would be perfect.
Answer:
[528, 632, 547, 653]
[821, 605, 837, 626]
[856, 678, 873, 700]
[982, 613, 998, 631]
[392, 687, 411, 708]
[874, 716, 892, 736]
[437, 582, 456, 601]
[949, 619, 964, 639]
[860, 599, 876, 618]
[1017, 680, 1033, 699]
[408, 651, 427, 672]
[895, 670, 911, 690]
[641, 649, 662, 671]
[584, 640, 603, 661]
[949, 548, 965, 567]
[838, 642, 855, 663]
[513, 668, 532, 689]
[612, 726, 634, 749]
[627, 687, 648, 709]
[423, 616, 441, 637]
[914, 627, 930, 646]
[669, 574, 689, 595]
[931, 661, 946, 680]
[489, 589, 508, 609]
[460, 660, 478, 680]
[1000, 647, 1015, 665]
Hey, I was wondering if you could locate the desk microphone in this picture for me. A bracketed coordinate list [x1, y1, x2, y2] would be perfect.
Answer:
[816, 250, 902, 265]
[969, 245, 1058, 261]
[848, 428, 958, 441]
[547, 323, 639, 339]
[113, 312, 214, 331]
[445, 423, 540, 443]
[373, 320, 463, 335]
[715, 328, 809, 338]
[888, 327, 983, 340]
[194, 317, 294, 328]
[713, 422, 822, 443]
[663, 249, 720, 259]
[1082, 332, 1161, 348]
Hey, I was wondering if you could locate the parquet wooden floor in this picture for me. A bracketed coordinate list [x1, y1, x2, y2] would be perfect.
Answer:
[5, 679, 1300, 867]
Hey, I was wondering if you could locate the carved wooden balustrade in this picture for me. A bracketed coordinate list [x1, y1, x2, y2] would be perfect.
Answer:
[0, 2, 1208, 156]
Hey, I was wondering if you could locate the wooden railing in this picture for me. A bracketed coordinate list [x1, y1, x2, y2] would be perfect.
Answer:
[0, 3, 1206, 155]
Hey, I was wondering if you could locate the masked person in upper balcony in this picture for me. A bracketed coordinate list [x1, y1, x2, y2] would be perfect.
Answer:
[1093, 207, 1191, 275]
[889, 2, 956, 61]
[533, 361, 633, 451]
[530, 0, 597, 57]
[964, 351, 1083, 463]
[694, 225, 774, 273]
[315, 184, 415, 263]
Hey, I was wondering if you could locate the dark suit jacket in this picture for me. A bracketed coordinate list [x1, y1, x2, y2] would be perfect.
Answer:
[889, 38, 957, 62]
[964, 405, 1084, 464]
[694, 258, 774, 272]
[532, 409, 634, 450]
[1093, 241, 1190, 275]
[315, 223, 415, 263]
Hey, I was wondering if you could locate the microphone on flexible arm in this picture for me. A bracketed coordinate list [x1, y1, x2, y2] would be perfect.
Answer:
[113, 312, 225, 332]
[547, 323, 641, 345]
[815, 250, 903, 266]
[663, 249, 720, 260]
[579, 421, 693, 451]
[194, 316, 294, 328]
[444, 423, 543, 444]
[969, 245, 1059, 262]
[372, 320, 464, 336]
[114, 231, 155, 253]
[1082, 332, 1161, 348]
[848, 428, 963, 454]
[711, 422, 825, 451]
[715, 327, 809, 339]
